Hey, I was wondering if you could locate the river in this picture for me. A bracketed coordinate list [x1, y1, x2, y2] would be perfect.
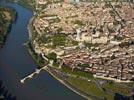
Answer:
[0, 1, 85, 100]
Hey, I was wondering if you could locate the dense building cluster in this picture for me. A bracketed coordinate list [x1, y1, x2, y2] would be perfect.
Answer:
[32, 1, 134, 82]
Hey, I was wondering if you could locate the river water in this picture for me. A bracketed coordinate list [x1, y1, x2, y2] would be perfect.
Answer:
[0, 1, 85, 100]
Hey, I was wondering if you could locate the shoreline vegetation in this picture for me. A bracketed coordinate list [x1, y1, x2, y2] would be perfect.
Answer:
[5, 0, 35, 11]
[24, 41, 48, 69]
[17, 0, 35, 11]
[0, 6, 16, 49]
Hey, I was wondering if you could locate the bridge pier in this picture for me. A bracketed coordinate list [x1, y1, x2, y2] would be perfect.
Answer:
[20, 66, 47, 84]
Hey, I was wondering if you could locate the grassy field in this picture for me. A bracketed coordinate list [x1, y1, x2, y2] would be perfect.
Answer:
[66, 76, 133, 100]
[102, 82, 131, 96]
[67, 77, 114, 100]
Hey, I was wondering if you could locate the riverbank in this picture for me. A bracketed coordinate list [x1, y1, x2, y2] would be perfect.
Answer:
[45, 67, 91, 100]
[24, 41, 48, 69]
[0, 6, 16, 48]
[16, 0, 35, 11]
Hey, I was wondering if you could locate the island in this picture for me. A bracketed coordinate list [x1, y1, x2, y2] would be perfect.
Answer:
[0, 6, 16, 48]
[19, 0, 134, 100]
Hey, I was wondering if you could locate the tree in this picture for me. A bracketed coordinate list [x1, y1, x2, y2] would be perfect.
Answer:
[47, 52, 57, 62]
[52, 34, 66, 47]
